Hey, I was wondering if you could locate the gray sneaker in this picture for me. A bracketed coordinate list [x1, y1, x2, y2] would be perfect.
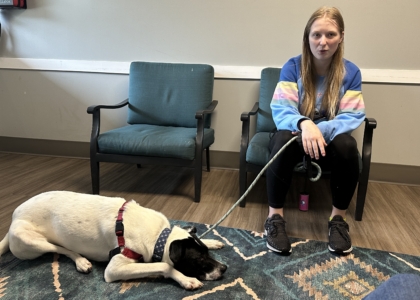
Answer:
[328, 215, 353, 254]
[264, 214, 292, 254]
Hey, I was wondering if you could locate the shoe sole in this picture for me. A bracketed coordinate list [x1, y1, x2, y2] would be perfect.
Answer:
[328, 245, 353, 254]
[264, 230, 292, 254]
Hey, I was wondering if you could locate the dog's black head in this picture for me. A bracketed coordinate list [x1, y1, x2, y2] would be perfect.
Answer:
[169, 236, 227, 281]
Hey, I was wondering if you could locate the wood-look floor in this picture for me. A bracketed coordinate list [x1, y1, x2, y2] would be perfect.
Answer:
[1, 152, 419, 256]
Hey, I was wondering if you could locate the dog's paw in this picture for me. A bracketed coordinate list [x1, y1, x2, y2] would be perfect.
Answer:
[202, 239, 224, 250]
[181, 277, 203, 290]
[75, 257, 92, 273]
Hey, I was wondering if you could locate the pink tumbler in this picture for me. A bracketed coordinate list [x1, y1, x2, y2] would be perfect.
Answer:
[299, 193, 309, 211]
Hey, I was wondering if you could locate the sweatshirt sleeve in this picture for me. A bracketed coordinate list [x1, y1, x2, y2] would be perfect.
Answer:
[270, 58, 309, 132]
[317, 63, 366, 144]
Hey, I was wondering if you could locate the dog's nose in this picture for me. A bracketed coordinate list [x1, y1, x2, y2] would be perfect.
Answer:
[220, 264, 227, 274]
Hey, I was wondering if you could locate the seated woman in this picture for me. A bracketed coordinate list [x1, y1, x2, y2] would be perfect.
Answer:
[265, 6, 365, 255]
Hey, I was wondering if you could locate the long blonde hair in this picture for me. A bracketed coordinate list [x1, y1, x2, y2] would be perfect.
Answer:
[300, 6, 345, 120]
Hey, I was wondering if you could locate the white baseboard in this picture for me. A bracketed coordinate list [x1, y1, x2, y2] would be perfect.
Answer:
[1, 57, 420, 84]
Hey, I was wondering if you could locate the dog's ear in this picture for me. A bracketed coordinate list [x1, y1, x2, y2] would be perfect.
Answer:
[169, 240, 185, 263]
[182, 226, 197, 234]
[190, 232, 208, 250]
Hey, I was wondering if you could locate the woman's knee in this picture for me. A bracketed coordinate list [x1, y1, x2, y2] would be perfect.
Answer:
[330, 134, 358, 159]
[269, 130, 295, 153]
[267, 130, 301, 172]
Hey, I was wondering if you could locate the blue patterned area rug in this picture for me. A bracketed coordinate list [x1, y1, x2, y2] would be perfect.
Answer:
[1, 220, 419, 300]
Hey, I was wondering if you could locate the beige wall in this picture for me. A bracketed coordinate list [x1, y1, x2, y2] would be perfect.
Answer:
[1, 0, 420, 170]
[1, 69, 420, 168]
[1, 0, 420, 70]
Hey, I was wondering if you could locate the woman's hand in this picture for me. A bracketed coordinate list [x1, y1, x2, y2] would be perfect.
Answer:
[299, 120, 327, 159]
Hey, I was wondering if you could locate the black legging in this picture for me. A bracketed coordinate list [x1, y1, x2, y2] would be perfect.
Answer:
[266, 130, 359, 210]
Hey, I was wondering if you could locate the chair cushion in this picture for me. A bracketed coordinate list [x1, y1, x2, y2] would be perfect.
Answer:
[97, 125, 215, 160]
[127, 62, 214, 128]
[246, 132, 271, 166]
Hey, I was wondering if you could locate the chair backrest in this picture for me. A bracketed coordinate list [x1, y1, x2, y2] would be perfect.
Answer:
[256, 67, 281, 133]
[127, 62, 214, 128]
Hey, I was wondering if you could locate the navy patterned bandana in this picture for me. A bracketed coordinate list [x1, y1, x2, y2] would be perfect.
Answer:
[152, 228, 171, 262]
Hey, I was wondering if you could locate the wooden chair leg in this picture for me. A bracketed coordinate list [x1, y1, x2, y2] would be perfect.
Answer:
[355, 180, 368, 221]
[239, 168, 247, 207]
[194, 163, 202, 203]
[206, 147, 210, 172]
[355, 117, 376, 220]
[90, 159, 100, 195]
[194, 148, 204, 202]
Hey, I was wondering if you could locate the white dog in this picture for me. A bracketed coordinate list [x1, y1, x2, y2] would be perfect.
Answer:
[0, 191, 227, 290]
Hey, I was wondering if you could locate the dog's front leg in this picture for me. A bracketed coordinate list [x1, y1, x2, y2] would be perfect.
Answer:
[104, 255, 204, 290]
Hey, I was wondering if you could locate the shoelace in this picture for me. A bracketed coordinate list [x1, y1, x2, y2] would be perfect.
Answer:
[266, 219, 286, 237]
[329, 220, 350, 243]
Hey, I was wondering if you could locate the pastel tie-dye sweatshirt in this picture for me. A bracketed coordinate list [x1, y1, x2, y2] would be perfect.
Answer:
[270, 55, 365, 144]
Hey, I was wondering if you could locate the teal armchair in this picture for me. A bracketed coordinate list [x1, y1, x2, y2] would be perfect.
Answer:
[87, 62, 218, 202]
[239, 67, 377, 220]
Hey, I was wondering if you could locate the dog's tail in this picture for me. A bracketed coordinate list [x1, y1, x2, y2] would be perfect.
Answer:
[0, 233, 9, 257]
